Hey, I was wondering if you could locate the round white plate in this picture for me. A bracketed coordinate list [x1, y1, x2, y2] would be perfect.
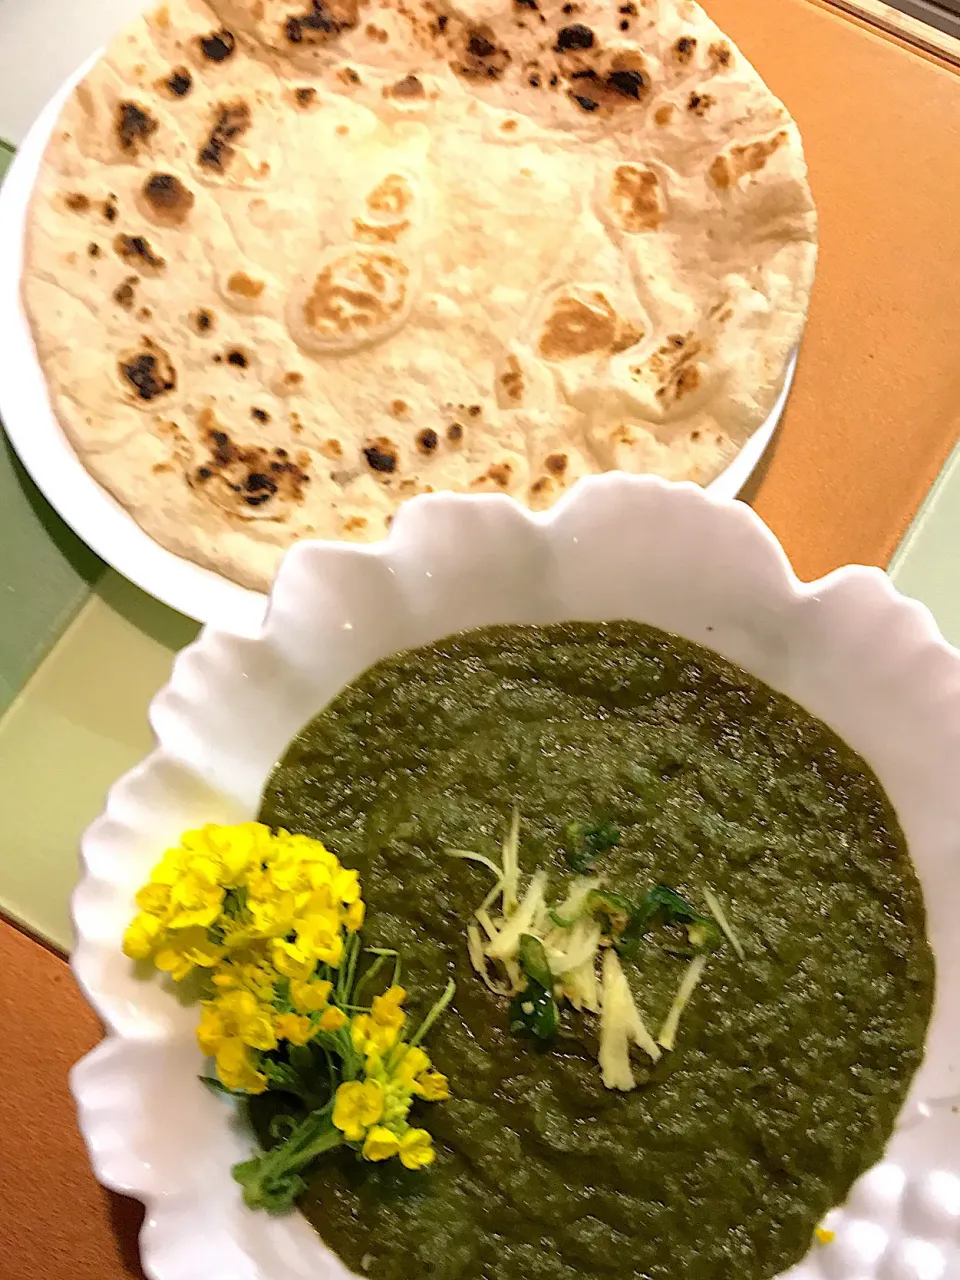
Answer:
[0, 58, 797, 639]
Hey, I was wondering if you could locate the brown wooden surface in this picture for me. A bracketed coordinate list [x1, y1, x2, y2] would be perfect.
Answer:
[0, 919, 144, 1280]
[5, 2, 960, 1276]
[713, 0, 960, 580]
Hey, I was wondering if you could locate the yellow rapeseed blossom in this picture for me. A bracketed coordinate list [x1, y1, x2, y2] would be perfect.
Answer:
[393, 1045, 430, 1087]
[154, 926, 224, 982]
[127, 822, 451, 1191]
[122, 912, 163, 960]
[290, 978, 333, 1014]
[274, 1013, 315, 1046]
[216, 1039, 268, 1094]
[372, 986, 407, 1032]
[413, 1070, 450, 1102]
[318, 1006, 348, 1032]
[198, 990, 278, 1055]
[344, 899, 365, 932]
[333, 1080, 384, 1141]
[362, 1126, 401, 1162]
[212, 956, 279, 1005]
[351, 1012, 402, 1057]
[399, 1129, 435, 1170]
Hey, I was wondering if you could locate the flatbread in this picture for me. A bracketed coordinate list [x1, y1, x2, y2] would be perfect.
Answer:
[22, 0, 817, 592]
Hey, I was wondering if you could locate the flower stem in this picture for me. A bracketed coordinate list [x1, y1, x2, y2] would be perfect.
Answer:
[232, 1105, 342, 1212]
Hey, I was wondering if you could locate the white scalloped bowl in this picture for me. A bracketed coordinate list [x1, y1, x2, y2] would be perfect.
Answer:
[71, 475, 960, 1280]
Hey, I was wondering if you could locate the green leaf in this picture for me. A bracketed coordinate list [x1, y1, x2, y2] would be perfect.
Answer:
[518, 933, 553, 990]
[645, 886, 721, 953]
[564, 820, 621, 873]
[199, 1073, 243, 1098]
[508, 980, 559, 1042]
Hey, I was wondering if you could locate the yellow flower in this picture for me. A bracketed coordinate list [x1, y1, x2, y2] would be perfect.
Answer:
[362, 1125, 401, 1162]
[343, 899, 366, 933]
[199, 990, 277, 1054]
[318, 1006, 348, 1032]
[399, 1128, 435, 1170]
[290, 978, 333, 1014]
[154, 926, 225, 981]
[271, 939, 316, 982]
[135, 881, 173, 918]
[166, 870, 224, 931]
[212, 956, 278, 1004]
[216, 1039, 267, 1094]
[197, 1004, 228, 1057]
[351, 1013, 401, 1057]
[188, 822, 270, 887]
[122, 912, 163, 960]
[413, 1070, 450, 1102]
[274, 1013, 315, 1046]
[332, 866, 361, 905]
[371, 987, 407, 1033]
[332, 1080, 384, 1142]
[815, 1228, 835, 1246]
[392, 1045, 430, 1087]
[295, 908, 344, 967]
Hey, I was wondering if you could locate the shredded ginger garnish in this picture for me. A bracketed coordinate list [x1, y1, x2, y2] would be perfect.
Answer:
[449, 813, 744, 1090]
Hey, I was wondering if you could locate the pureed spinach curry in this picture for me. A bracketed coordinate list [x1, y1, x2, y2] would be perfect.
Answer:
[257, 621, 934, 1280]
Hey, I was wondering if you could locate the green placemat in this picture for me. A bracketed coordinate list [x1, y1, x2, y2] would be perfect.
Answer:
[0, 140, 106, 714]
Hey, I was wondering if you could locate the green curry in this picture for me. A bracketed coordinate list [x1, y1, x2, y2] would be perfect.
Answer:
[257, 621, 934, 1280]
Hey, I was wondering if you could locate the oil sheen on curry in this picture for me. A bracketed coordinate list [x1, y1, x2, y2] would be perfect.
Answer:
[257, 621, 934, 1280]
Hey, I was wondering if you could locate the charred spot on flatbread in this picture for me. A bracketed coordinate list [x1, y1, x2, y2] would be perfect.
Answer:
[688, 91, 714, 117]
[284, 0, 359, 46]
[119, 337, 176, 402]
[385, 74, 424, 99]
[192, 416, 309, 517]
[65, 193, 90, 213]
[416, 428, 439, 453]
[539, 291, 618, 360]
[116, 101, 158, 154]
[192, 308, 215, 333]
[142, 173, 195, 225]
[198, 102, 252, 171]
[709, 41, 733, 70]
[710, 130, 788, 189]
[114, 233, 166, 272]
[113, 277, 137, 309]
[198, 29, 236, 62]
[673, 35, 696, 63]
[295, 86, 317, 106]
[363, 438, 398, 474]
[500, 354, 524, 402]
[608, 164, 665, 232]
[566, 51, 650, 113]
[471, 460, 514, 489]
[555, 23, 595, 51]
[164, 67, 193, 97]
[455, 27, 511, 80]
[227, 271, 266, 300]
[227, 348, 249, 368]
[300, 249, 409, 348]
